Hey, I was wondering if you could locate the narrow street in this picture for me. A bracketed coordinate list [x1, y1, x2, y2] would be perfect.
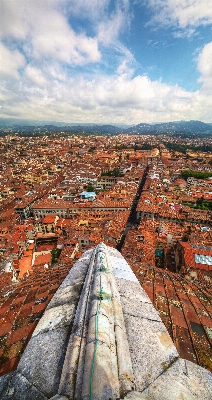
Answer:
[116, 164, 149, 252]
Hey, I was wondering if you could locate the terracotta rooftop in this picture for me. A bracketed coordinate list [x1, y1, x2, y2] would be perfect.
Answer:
[180, 241, 212, 271]
[130, 263, 212, 372]
[42, 214, 58, 224]
[0, 263, 74, 376]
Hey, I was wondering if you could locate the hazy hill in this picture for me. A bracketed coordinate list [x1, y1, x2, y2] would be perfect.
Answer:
[0, 118, 212, 135]
[124, 120, 212, 134]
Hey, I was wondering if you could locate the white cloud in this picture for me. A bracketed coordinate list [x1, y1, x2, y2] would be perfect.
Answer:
[0, 0, 133, 79]
[24, 65, 48, 87]
[0, 1, 29, 39]
[31, 26, 100, 65]
[0, 42, 25, 78]
[111, 40, 135, 76]
[2, 63, 211, 124]
[98, 1, 131, 46]
[198, 42, 212, 89]
[65, 0, 131, 31]
[98, 11, 125, 45]
[0, 0, 131, 66]
[146, 0, 212, 32]
[1, 0, 212, 124]
[0, 0, 101, 65]
[117, 59, 131, 75]
[64, 0, 110, 21]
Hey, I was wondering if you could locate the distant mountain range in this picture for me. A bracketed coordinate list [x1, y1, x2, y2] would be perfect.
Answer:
[0, 119, 129, 129]
[124, 120, 212, 134]
[0, 118, 212, 135]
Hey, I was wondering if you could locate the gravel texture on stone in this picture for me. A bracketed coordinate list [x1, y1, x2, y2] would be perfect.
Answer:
[142, 358, 212, 400]
[17, 327, 69, 398]
[1, 244, 212, 400]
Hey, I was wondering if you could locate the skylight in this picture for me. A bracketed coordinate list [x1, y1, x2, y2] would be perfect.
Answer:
[195, 254, 212, 266]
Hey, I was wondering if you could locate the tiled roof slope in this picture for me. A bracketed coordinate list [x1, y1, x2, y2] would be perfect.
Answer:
[133, 263, 212, 371]
[0, 263, 74, 376]
[0, 244, 211, 399]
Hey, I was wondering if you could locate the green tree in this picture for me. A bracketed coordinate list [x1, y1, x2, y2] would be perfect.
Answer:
[182, 170, 212, 180]
[101, 168, 124, 177]
[51, 248, 62, 264]
[87, 184, 95, 192]
[88, 146, 96, 153]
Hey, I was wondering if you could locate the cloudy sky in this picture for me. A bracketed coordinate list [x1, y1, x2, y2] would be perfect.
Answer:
[0, 0, 212, 124]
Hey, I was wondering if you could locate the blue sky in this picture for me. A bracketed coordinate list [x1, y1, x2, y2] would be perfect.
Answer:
[0, 0, 212, 124]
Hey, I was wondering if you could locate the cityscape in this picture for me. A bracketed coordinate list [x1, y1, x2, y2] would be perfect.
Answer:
[1, 0, 212, 398]
[0, 128, 212, 379]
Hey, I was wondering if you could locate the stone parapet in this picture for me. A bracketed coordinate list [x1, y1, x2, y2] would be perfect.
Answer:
[0, 244, 212, 399]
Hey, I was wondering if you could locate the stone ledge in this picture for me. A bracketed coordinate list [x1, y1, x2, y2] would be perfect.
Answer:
[1, 372, 48, 400]
[0, 244, 212, 400]
[32, 303, 76, 336]
[141, 358, 212, 400]
[46, 282, 84, 310]
[17, 327, 70, 398]
[116, 279, 152, 304]
[124, 313, 179, 391]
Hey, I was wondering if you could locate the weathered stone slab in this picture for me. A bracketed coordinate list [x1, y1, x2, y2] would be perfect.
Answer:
[91, 271, 112, 303]
[185, 358, 212, 390]
[89, 298, 114, 325]
[5, 243, 211, 400]
[0, 372, 14, 400]
[106, 246, 124, 259]
[142, 358, 212, 400]
[113, 268, 138, 282]
[82, 341, 120, 400]
[71, 294, 90, 337]
[124, 392, 150, 399]
[46, 282, 83, 310]
[109, 271, 122, 302]
[32, 303, 76, 336]
[59, 335, 82, 398]
[71, 250, 97, 337]
[112, 297, 127, 330]
[96, 247, 111, 271]
[88, 314, 111, 347]
[110, 256, 138, 283]
[2, 372, 47, 400]
[116, 278, 152, 304]
[17, 327, 69, 398]
[121, 296, 161, 322]
[74, 337, 87, 400]
[124, 314, 179, 391]
[60, 250, 93, 289]
[115, 325, 135, 396]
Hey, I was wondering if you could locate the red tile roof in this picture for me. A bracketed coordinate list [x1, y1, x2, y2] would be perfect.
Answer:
[0, 263, 74, 376]
[131, 263, 212, 371]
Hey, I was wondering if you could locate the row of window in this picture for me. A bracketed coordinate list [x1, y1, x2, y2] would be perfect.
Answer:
[33, 207, 128, 219]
